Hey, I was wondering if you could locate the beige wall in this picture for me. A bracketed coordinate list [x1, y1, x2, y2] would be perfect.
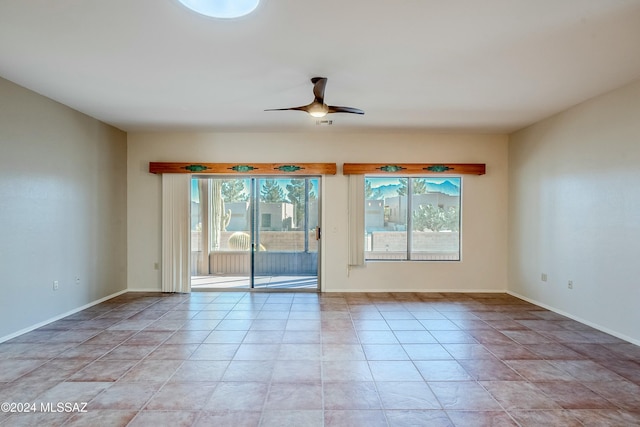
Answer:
[127, 132, 509, 292]
[0, 78, 127, 340]
[508, 78, 640, 344]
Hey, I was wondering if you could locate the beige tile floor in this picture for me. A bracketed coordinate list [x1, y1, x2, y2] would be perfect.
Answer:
[0, 292, 639, 426]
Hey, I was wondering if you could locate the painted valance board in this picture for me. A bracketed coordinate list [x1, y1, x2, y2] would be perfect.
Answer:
[342, 163, 486, 175]
[149, 162, 337, 175]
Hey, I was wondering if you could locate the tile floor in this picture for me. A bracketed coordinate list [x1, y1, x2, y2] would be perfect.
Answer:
[0, 292, 639, 426]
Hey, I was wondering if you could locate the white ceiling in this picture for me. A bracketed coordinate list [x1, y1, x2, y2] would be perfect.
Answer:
[1, 0, 640, 133]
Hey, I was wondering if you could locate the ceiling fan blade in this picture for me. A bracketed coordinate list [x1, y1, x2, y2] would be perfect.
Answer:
[311, 77, 327, 103]
[264, 105, 310, 113]
[327, 105, 365, 115]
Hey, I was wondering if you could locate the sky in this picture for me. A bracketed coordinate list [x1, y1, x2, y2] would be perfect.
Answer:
[365, 177, 459, 187]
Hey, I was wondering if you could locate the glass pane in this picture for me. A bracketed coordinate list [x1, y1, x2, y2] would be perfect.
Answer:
[410, 177, 461, 260]
[254, 177, 319, 289]
[191, 178, 203, 272]
[364, 177, 408, 260]
[308, 178, 319, 254]
[214, 178, 251, 252]
[191, 177, 252, 289]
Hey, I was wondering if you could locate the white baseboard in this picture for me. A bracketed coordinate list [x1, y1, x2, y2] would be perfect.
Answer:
[0, 289, 128, 343]
[126, 287, 162, 292]
[507, 291, 640, 346]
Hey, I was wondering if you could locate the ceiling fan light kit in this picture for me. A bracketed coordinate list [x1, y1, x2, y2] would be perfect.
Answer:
[266, 77, 364, 119]
[308, 103, 329, 118]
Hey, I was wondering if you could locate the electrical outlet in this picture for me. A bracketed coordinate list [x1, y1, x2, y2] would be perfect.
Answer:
[75, 276, 80, 285]
[568, 280, 573, 289]
[53, 280, 59, 291]
[154, 262, 159, 270]
[541, 273, 548, 282]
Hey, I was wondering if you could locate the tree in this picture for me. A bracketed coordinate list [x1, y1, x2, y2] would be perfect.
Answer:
[397, 178, 408, 196]
[412, 204, 458, 232]
[365, 179, 385, 200]
[260, 179, 285, 202]
[286, 178, 315, 227]
[364, 179, 380, 200]
[444, 206, 460, 231]
[398, 178, 426, 196]
[413, 178, 427, 195]
[221, 179, 247, 202]
[211, 180, 231, 250]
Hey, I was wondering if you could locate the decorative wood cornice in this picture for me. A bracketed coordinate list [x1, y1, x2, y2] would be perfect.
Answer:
[149, 162, 337, 175]
[342, 163, 486, 175]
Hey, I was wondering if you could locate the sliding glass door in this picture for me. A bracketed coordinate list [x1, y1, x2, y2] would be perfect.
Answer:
[190, 176, 320, 290]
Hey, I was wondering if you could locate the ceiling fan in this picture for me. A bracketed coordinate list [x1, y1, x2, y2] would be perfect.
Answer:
[265, 77, 364, 118]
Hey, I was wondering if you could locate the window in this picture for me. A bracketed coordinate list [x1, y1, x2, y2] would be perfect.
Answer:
[364, 177, 461, 261]
[261, 213, 272, 228]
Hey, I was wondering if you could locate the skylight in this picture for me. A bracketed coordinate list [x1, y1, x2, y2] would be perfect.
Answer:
[177, 0, 260, 19]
